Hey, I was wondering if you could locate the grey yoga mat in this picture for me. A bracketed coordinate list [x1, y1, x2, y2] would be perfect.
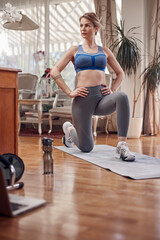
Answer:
[55, 145, 160, 180]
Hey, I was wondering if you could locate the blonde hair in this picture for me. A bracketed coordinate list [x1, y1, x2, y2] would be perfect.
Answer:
[79, 12, 102, 29]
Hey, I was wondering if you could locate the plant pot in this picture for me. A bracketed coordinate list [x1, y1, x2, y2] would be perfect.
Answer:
[127, 117, 143, 138]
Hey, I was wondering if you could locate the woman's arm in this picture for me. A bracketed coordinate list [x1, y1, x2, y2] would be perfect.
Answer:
[103, 47, 125, 92]
[50, 46, 76, 96]
[51, 46, 88, 98]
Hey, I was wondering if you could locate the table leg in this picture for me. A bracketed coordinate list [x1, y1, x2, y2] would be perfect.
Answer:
[18, 102, 21, 134]
[48, 113, 52, 134]
[93, 116, 99, 137]
[38, 101, 42, 135]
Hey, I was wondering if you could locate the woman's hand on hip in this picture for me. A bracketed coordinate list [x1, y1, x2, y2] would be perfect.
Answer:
[101, 84, 113, 95]
[69, 87, 88, 98]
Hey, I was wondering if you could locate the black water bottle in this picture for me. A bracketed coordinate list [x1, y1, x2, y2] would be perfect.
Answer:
[42, 137, 54, 174]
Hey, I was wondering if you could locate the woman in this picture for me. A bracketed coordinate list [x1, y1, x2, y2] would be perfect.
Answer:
[51, 12, 135, 162]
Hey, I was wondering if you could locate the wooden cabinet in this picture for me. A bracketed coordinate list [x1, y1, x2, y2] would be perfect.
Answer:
[0, 67, 21, 155]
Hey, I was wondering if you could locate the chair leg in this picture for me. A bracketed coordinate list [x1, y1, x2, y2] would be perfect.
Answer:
[48, 114, 52, 134]
[105, 117, 109, 134]
[18, 121, 21, 135]
[93, 116, 99, 137]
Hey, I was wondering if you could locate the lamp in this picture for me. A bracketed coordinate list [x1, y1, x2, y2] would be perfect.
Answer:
[3, 13, 39, 31]
[1, 3, 39, 31]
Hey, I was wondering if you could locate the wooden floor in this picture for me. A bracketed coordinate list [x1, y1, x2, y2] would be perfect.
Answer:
[1, 133, 160, 240]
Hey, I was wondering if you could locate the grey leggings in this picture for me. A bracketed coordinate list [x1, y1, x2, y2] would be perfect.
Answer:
[70, 85, 130, 152]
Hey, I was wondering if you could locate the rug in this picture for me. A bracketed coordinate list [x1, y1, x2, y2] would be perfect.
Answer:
[55, 145, 160, 180]
[19, 127, 63, 139]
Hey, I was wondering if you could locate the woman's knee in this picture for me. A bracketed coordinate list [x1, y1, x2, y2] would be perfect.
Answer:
[116, 92, 129, 104]
[79, 144, 94, 153]
[116, 91, 128, 99]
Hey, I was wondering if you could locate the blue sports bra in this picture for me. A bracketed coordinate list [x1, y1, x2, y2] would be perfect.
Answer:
[74, 45, 107, 73]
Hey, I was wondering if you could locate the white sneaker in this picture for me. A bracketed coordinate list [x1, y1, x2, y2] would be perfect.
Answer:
[62, 122, 74, 148]
[115, 142, 121, 158]
[116, 142, 135, 162]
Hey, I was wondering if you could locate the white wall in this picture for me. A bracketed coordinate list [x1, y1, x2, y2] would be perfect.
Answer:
[121, 0, 151, 118]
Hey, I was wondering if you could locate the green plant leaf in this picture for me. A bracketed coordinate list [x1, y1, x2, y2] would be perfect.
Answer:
[111, 21, 141, 76]
[141, 49, 160, 92]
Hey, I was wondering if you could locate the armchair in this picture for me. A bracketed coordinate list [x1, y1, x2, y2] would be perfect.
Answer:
[18, 73, 39, 133]
[18, 73, 38, 99]
[18, 73, 55, 135]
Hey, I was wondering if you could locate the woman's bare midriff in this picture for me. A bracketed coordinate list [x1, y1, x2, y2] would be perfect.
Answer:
[76, 70, 106, 87]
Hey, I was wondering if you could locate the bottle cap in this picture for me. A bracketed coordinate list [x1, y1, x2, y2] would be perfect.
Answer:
[42, 137, 53, 146]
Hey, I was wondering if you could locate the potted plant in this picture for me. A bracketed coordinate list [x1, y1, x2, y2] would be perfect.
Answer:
[111, 20, 143, 138]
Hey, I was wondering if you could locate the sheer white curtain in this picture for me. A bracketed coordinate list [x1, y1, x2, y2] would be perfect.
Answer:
[94, 0, 117, 47]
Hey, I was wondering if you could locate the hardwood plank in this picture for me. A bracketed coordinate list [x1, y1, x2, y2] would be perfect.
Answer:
[0, 134, 160, 240]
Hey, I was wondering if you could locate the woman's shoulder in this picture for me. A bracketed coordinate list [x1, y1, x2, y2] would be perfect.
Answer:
[101, 46, 114, 57]
[101, 46, 111, 53]
[64, 45, 79, 58]
[68, 45, 79, 53]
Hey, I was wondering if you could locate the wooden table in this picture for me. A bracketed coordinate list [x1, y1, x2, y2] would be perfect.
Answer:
[0, 67, 21, 155]
[18, 98, 54, 135]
